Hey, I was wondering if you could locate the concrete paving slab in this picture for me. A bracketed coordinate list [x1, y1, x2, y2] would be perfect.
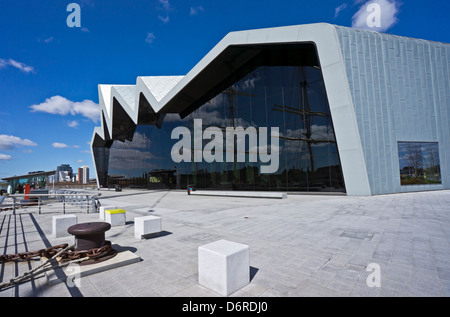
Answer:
[1, 189, 450, 297]
[44, 250, 141, 286]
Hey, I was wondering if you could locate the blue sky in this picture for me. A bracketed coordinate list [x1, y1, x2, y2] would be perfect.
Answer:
[0, 0, 449, 181]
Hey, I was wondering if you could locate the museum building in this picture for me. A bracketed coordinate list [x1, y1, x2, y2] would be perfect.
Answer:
[91, 23, 450, 196]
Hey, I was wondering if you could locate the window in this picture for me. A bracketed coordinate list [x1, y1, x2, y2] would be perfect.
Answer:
[398, 142, 441, 185]
[104, 65, 345, 192]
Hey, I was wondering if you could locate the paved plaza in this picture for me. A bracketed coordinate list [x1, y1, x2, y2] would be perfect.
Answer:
[1, 189, 449, 297]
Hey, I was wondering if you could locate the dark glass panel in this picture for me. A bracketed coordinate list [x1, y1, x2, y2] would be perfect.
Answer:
[103, 65, 345, 193]
[93, 146, 110, 187]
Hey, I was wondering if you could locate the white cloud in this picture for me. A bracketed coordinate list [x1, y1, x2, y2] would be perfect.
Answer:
[52, 142, 69, 148]
[351, 0, 400, 32]
[110, 132, 151, 150]
[0, 154, 12, 161]
[67, 120, 79, 128]
[158, 15, 169, 23]
[52, 142, 80, 149]
[190, 6, 204, 16]
[158, 0, 171, 11]
[30, 95, 100, 123]
[0, 58, 35, 73]
[156, 0, 172, 24]
[145, 32, 156, 44]
[335, 3, 348, 18]
[77, 159, 84, 163]
[0, 135, 37, 150]
[281, 125, 336, 153]
[37, 36, 54, 44]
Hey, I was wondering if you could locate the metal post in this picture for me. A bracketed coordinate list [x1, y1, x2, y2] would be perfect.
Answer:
[12, 196, 16, 215]
[38, 196, 41, 214]
[86, 195, 90, 214]
[63, 195, 66, 214]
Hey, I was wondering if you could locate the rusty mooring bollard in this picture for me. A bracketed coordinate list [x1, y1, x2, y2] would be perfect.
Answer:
[68, 222, 111, 251]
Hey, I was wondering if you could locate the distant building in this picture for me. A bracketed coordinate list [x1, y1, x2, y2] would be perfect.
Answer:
[78, 166, 90, 184]
[2, 170, 56, 194]
[78, 168, 83, 184]
[56, 164, 73, 182]
[58, 171, 71, 182]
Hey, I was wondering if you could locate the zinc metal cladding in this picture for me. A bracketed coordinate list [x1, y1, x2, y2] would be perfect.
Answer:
[334, 26, 450, 195]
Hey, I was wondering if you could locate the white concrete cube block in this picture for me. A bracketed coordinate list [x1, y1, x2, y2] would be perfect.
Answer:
[198, 239, 250, 296]
[134, 216, 162, 239]
[99, 205, 117, 220]
[105, 209, 126, 226]
[52, 214, 77, 238]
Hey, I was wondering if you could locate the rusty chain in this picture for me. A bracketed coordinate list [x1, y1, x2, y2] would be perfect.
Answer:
[0, 244, 68, 263]
[0, 241, 113, 264]
[0, 235, 115, 290]
[60, 241, 113, 263]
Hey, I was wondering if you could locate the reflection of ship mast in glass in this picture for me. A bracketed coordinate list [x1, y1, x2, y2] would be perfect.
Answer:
[272, 66, 334, 187]
[190, 86, 253, 189]
[223, 86, 253, 186]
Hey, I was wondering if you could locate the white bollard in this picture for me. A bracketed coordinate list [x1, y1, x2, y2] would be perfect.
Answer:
[52, 214, 77, 238]
[198, 239, 250, 296]
[99, 205, 117, 220]
[134, 216, 162, 239]
[104, 209, 126, 226]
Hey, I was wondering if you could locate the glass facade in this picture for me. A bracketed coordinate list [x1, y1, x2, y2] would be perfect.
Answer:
[398, 142, 441, 185]
[4, 172, 54, 194]
[101, 65, 345, 192]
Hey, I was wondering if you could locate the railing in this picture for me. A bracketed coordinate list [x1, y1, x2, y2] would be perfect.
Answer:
[0, 190, 101, 215]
